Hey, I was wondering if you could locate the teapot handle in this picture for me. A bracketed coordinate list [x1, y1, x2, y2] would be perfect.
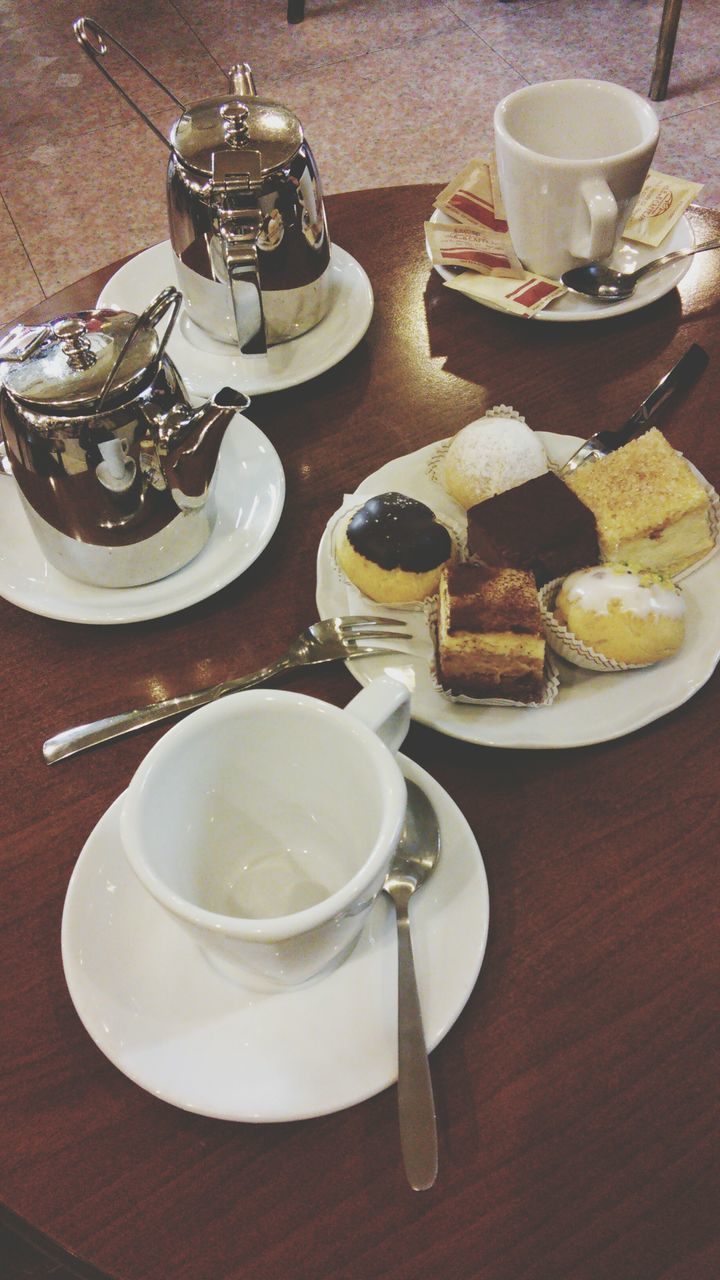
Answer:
[74, 17, 183, 153]
[95, 287, 183, 413]
[220, 228, 267, 355]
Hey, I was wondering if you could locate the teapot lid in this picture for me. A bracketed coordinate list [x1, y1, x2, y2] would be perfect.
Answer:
[171, 94, 303, 177]
[1, 309, 157, 412]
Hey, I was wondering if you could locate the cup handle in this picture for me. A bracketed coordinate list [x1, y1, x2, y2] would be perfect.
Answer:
[344, 676, 411, 753]
[570, 176, 618, 262]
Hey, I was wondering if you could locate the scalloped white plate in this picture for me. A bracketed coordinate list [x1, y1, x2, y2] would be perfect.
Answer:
[316, 432, 720, 748]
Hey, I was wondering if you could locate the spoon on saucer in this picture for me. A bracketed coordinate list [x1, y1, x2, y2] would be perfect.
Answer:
[383, 779, 441, 1191]
[561, 238, 720, 301]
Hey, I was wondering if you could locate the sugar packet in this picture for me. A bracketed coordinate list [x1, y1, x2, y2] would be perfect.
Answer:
[425, 219, 524, 277]
[444, 269, 566, 317]
[623, 169, 704, 247]
[434, 158, 509, 233]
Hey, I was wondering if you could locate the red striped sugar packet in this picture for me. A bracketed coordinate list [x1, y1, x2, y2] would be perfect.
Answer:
[425, 220, 524, 277]
[434, 158, 509, 233]
[444, 269, 566, 317]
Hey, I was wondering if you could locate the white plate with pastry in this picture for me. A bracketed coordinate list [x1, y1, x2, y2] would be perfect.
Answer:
[316, 432, 720, 749]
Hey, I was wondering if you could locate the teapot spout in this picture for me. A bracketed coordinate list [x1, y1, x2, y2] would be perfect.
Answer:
[157, 387, 250, 510]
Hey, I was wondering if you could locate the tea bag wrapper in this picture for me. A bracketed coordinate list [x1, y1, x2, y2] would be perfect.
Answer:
[434, 158, 509, 233]
[623, 170, 704, 247]
[425, 220, 524, 277]
[444, 270, 565, 317]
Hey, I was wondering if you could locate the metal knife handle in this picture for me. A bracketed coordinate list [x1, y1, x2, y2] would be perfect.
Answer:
[592, 342, 708, 451]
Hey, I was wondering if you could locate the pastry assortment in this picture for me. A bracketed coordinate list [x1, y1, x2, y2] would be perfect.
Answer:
[331, 409, 718, 703]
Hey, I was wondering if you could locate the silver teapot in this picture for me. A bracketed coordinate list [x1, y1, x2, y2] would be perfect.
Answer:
[0, 288, 249, 587]
[75, 18, 332, 355]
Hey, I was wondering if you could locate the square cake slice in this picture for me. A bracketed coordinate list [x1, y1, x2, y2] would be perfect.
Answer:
[436, 562, 546, 702]
[565, 428, 714, 577]
[467, 470, 600, 586]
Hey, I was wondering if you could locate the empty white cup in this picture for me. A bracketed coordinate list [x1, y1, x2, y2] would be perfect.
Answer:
[493, 78, 659, 280]
[120, 677, 410, 989]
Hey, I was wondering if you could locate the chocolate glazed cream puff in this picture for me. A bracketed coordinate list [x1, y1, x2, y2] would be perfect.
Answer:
[337, 492, 454, 603]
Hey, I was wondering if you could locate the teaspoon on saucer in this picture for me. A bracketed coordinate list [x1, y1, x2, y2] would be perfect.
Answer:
[383, 779, 441, 1191]
[561, 238, 720, 301]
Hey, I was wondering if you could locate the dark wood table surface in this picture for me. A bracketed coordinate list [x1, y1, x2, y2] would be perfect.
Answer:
[2, 186, 718, 1280]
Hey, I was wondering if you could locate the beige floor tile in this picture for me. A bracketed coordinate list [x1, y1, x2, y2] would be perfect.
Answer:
[174, 0, 464, 81]
[0, 0, 223, 162]
[271, 26, 527, 193]
[0, 119, 168, 295]
[0, 196, 44, 325]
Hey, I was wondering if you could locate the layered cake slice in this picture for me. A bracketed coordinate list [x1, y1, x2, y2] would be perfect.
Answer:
[565, 428, 714, 577]
[436, 562, 546, 702]
[467, 470, 600, 586]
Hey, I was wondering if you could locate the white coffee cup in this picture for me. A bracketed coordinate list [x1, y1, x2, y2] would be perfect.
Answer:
[493, 79, 659, 280]
[120, 677, 411, 989]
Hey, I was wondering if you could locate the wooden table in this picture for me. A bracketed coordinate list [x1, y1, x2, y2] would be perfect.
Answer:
[2, 186, 718, 1280]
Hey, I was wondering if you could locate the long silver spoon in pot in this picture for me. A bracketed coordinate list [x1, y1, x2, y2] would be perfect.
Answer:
[383, 779, 441, 1191]
[561, 238, 720, 301]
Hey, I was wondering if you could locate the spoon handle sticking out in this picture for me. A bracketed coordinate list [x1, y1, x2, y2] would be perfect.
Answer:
[392, 890, 438, 1191]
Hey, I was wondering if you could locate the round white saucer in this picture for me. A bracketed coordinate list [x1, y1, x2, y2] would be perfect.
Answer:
[97, 242, 374, 398]
[61, 755, 489, 1122]
[0, 415, 285, 624]
[427, 209, 696, 322]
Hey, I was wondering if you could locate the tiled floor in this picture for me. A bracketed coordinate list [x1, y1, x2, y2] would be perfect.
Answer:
[0, 0, 719, 328]
[2, 1, 719, 1275]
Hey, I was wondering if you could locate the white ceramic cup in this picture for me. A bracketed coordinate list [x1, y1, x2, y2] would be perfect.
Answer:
[493, 79, 660, 280]
[120, 677, 411, 989]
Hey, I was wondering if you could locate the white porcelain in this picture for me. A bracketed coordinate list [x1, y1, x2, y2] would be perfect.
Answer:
[97, 242, 374, 398]
[120, 678, 411, 989]
[61, 755, 489, 1121]
[0, 414, 284, 624]
[316, 433, 720, 749]
[493, 79, 659, 280]
[427, 211, 696, 322]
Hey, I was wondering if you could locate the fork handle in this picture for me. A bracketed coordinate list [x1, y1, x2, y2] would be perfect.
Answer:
[42, 655, 296, 764]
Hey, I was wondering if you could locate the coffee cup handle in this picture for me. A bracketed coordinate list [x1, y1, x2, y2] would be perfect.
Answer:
[344, 676, 411, 753]
[570, 176, 618, 262]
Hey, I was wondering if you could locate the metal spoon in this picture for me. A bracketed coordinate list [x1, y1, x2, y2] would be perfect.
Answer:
[383, 778, 441, 1191]
[561, 238, 720, 301]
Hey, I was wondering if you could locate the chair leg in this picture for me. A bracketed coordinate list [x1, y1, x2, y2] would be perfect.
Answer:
[288, 0, 305, 22]
[649, 0, 683, 101]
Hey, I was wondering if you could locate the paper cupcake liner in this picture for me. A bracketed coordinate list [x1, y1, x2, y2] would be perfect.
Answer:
[538, 577, 662, 672]
[328, 499, 465, 612]
[426, 596, 560, 707]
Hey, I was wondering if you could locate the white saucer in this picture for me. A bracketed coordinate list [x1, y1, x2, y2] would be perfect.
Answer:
[0, 415, 284, 624]
[427, 209, 696, 322]
[97, 242, 374, 398]
[316, 433, 720, 748]
[61, 756, 489, 1122]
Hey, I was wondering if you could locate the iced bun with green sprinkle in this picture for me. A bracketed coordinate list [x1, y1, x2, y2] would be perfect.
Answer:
[554, 563, 685, 665]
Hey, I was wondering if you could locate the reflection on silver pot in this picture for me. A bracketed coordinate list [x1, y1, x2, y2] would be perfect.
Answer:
[74, 18, 333, 354]
[0, 289, 250, 587]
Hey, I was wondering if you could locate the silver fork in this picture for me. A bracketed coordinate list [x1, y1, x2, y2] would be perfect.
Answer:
[43, 616, 410, 764]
